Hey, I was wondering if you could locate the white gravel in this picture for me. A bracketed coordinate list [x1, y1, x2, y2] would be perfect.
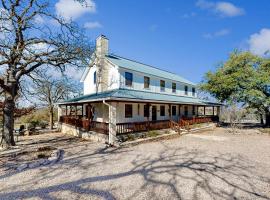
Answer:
[0, 128, 270, 200]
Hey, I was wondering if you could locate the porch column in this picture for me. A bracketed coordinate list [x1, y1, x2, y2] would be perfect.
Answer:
[109, 102, 117, 145]
[149, 104, 152, 121]
[204, 106, 206, 116]
[57, 105, 62, 122]
[212, 106, 215, 116]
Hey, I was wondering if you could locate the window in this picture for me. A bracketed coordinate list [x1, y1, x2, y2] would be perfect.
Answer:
[144, 105, 149, 117]
[185, 85, 188, 95]
[172, 83, 176, 93]
[192, 87, 196, 96]
[93, 71, 96, 84]
[160, 105, 165, 116]
[172, 106, 176, 116]
[184, 106, 188, 116]
[144, 76, 150, 89]
[160, 80, 165, 92]
[125, 72, 133, 86]
[125, 104, 133, 118]
[192, 105, 196, 115]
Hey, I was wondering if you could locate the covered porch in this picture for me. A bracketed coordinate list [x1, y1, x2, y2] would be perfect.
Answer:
[58, 101, 221, 136]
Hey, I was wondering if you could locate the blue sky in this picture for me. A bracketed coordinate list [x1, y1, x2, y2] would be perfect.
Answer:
[56, 0, 270, 83]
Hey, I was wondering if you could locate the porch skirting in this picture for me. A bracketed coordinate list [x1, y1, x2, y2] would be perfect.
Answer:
[59, 123, 108, 143]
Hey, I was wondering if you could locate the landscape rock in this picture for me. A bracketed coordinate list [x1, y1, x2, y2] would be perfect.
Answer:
[17, 164, 28, 171]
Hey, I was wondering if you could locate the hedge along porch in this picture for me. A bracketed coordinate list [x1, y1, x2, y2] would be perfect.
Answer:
[57, 89, 222, 144]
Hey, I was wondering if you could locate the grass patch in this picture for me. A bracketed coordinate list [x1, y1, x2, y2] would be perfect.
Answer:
[147, 131, 159, 138]
[259, 128, 270, 134]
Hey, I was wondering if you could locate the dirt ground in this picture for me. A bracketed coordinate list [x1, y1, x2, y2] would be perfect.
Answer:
[0, 127, 270, 200]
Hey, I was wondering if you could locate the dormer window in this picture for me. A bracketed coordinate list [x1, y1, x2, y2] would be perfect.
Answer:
[144, 76, 150, 89]
[160, 80, 165, 92]
[93, 71, 96, 84]
[185, 85, 188, 95]
[172, 83, 176, 93]
[125, 72, 133, 86]
[192, 87, 196, 96]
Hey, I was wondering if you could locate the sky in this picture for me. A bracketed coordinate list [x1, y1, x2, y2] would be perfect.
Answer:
[5, 0, 270, 84]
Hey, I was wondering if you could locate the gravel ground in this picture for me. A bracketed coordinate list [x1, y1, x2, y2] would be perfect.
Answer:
[0, 127, 270, 200]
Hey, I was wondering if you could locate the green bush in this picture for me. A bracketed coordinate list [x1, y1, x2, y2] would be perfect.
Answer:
[147, 131, 159, 137]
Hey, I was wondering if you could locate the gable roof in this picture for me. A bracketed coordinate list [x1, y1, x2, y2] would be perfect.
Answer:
[58, 88, 222, 106]
[106, 54, 196, 86]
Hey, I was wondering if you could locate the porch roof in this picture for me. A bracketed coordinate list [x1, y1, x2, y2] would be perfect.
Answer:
[58, 89, 222, 106]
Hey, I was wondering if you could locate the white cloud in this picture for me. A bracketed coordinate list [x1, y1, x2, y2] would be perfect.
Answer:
[196, 0, 245, 17]
[182, 12, 197, 19]
[84, 21, 102, 29]
[203, 29, 230, 39]
[248, 28, 270, 56]
[34, 15, 45, 24]
[55, 0, 96, 21]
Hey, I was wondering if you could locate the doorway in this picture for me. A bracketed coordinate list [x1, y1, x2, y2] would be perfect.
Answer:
[152, 106, 157, 121]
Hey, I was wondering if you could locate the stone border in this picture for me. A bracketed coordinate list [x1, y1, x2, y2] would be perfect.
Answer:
[16, 149, 64, 171]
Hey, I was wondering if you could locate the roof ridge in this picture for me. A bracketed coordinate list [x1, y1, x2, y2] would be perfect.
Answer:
[108, 54, 181, 76]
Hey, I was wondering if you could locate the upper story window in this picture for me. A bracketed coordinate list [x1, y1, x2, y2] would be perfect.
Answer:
[125, 104, 133, 118]
[185, 85, 188, 95]
[93, 71, 96, 84]
[172, 83, 176, 93]
[160, 80, 165, 92]
[192, 87, 196, 96]
[160, 105, 165, 116]
[172, 106, 176, 116]
[144, 76, 150, 89]
[125, 72, 133, 87]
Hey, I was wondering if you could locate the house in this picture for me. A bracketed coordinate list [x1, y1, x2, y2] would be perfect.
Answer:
[58, 35, 221, 144]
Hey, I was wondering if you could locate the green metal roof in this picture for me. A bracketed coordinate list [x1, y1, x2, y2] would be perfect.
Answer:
[59, 89, 222, 106]
[106, 54, 196, 86]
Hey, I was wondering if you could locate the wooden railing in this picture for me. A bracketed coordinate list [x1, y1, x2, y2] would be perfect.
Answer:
[59, 116, 109, 134]
[179, 116, 218, 128]
[116, 120, 171, 135]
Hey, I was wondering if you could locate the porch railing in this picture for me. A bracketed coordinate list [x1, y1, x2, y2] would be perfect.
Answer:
[59, 116, 109, 135]
[116, 120, 171, 135]
[179, 116, 219, 127]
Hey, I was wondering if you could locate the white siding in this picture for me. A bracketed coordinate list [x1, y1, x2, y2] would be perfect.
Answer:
[118, 68, 197, 97]
[84, 65, 97, 95]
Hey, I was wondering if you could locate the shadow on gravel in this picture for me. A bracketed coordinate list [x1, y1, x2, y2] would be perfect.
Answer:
[0, 144, 270, 200]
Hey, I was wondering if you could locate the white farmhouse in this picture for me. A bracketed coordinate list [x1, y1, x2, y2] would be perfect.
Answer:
[58, 35, 221, 144]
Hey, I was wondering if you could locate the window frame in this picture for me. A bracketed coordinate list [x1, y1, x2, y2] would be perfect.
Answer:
[192, 87, 196, 96]
[144, 76, 150, 89]
[93, 71, 97, 84]
[125, 72, 133, 87]
[125, 104, 133, 118]
[144, 105, 149, 117]
[185, 85, 188, 95]
[160, 105, 165, 116]
[160, 80, 165, 92]
[184, 106, 188, 116]
[172, 106, 177, 116]
[172, 82, 176, 93]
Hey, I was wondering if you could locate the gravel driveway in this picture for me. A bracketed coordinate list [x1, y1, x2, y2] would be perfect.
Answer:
[0, 128, 270, 200]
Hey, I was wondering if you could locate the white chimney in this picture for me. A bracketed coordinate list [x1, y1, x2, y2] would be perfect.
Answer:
[96, 35, 109, 58]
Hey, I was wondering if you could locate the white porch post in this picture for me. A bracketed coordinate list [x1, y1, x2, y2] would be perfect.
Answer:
[109, 102, 117, 145]
[57, 105, 62, 121]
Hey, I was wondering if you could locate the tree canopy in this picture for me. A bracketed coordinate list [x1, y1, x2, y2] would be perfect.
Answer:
[200, 51, 270, 126]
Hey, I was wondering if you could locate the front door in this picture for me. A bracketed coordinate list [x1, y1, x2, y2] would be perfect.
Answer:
[152, 106, 157, 121]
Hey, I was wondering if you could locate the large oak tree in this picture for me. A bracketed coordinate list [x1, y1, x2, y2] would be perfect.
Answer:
[0, 0, 92, 146]
[200, 51, 270, 126]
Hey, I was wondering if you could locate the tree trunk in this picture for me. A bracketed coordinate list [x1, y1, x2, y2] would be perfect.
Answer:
[2, 94, 16, 147]
[49, 106, 54, 130]
[265, 111, 270, 127]
[260, 114, 264, 125]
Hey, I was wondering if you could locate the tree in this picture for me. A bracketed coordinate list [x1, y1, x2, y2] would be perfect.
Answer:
[31, 70, 81, 129]
[200, 51, 270, 127]
[0, 0, 92, 146]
